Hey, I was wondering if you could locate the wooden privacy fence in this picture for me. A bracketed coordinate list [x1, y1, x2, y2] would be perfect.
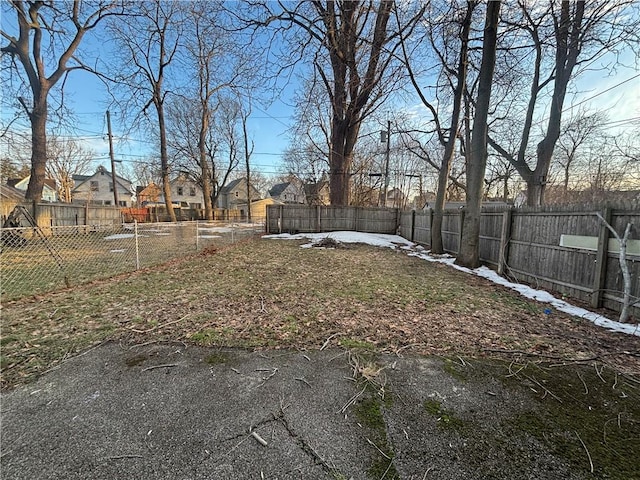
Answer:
[267, 203, 639, 319]
[6, 203, 123, 228]
[266, 204, 399, 234]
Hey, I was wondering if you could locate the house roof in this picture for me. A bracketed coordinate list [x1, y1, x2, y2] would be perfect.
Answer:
[268, 182, 290, 197]
[73, 166, 132, 191]
[304, 181, 329, 197]
[0, 184, 26, 202]
[7, 177, 57, 191]
[219, 178, 246, 194]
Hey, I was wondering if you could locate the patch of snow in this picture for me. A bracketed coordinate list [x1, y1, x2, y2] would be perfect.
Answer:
[199, 227, 233, 233]
[264, 231, 413, 250]
[109, 249, 126, 253]
[266, 231, 639, 337]
[199, 235, 222, 239]
[104, 234, 135, 240]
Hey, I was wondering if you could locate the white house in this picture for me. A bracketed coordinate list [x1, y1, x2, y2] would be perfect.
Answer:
[268, 182, 305, 204]
[72, 166, 133, 207]
[217, 178, 261, 210]
[7, 176, 57, 202]
[170, 175, 205, 208]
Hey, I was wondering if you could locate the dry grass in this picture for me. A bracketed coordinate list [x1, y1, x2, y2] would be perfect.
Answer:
[1, 237, 638, 389]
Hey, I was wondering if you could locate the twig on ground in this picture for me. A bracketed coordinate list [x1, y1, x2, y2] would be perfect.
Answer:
[295, 377, 312, 387]
[230, 367, 241, 375]
[250, 430, 268, 447]
[575, 430, 594, 473]
[577, 372, 588, 395]
[321, 332, 342, 351]
[258, 368, 278, 387]
[141, 364, 179, 372]
[422, 467, 434, 479]
[594, 363, 606, 383]
[380, 459, 394, 479]
[106, 454, 143, 460]
[366, 438, 390, 459]
[524, 374, 562, 403]
[339, 386, 367, 414]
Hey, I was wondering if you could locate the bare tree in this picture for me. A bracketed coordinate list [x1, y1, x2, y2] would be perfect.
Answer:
[457, 0, 501, 269]
[109, 1, 184, 222]
[554, 109, 607, 194]
[46, 136, 94, 202]
[1, 0, 124, 202]
[489, 0, 640, 206]
[399, 0, 477, 253]
[248, 1, 425, 205]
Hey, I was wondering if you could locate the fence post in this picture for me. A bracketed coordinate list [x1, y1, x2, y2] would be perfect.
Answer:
[278, 205, 283, 234]
[458, 208, 465, 255]
[410, 210, 416, 243]
[316, 205, 321, 233]
[427, 208, 433, 249]
[498, 207, 513, 276]
[134, 220, 140, 270]
[354, 206, 359, 232]
[591, 207, 611, 308]
[265, 205, 270, 233]
[195, 220, 199, 251]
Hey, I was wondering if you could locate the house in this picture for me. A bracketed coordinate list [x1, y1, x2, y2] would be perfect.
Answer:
[383, 187, 406, 208]
[72, 165, 133, 207]
[170, 175, 205, 209]
[304, 181, 330, 205]
[136, 182, 162, 205]
[7, 176, 57, 202]
[268, 182, 304, 204]
[1, 184, 26, 218]
[217, 177, 261, 210]
[230, 197, 283, 221]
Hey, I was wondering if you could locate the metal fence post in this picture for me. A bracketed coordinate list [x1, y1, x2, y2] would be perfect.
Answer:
[196, 219, 199, 251]
[134, 220, 140, 270]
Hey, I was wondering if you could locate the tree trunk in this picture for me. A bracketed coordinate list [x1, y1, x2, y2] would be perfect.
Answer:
[25, 97, 48, 203]
[431, 2, 474, 254]
[457, 1, 501, 269]
[329, 119, 353, 206]
[157, 100, 177, 222]
[199, 114, 214, 220]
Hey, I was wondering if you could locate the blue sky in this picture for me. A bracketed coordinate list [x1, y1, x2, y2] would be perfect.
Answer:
[2, 3, 638, 187]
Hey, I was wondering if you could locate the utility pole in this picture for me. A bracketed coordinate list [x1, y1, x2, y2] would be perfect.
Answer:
[106, 110, 119, 207]
[381, 120, 391, 207]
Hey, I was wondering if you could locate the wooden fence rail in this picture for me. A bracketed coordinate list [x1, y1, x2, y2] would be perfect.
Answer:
[266, 204, 639, 319]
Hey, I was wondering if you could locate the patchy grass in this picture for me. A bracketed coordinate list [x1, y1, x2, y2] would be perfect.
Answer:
[1, 237, 638, 390]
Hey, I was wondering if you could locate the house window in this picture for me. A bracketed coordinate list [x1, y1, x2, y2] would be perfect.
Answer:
[109, 182, 114, 192]
[189, 188, 196, 196]
[177, 187, 184, 195]
[90, 181, 99, 192]
[235, 191, 239, 197]
[284, 194, 287, 200]
[118, 200, 127, 207]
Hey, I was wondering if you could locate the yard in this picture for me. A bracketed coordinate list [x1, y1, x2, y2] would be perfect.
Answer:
[2, 235, 639, 478]
[1, 235, 638, 388]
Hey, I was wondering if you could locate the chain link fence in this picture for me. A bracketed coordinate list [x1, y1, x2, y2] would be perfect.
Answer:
[0, 220, 265, 302]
